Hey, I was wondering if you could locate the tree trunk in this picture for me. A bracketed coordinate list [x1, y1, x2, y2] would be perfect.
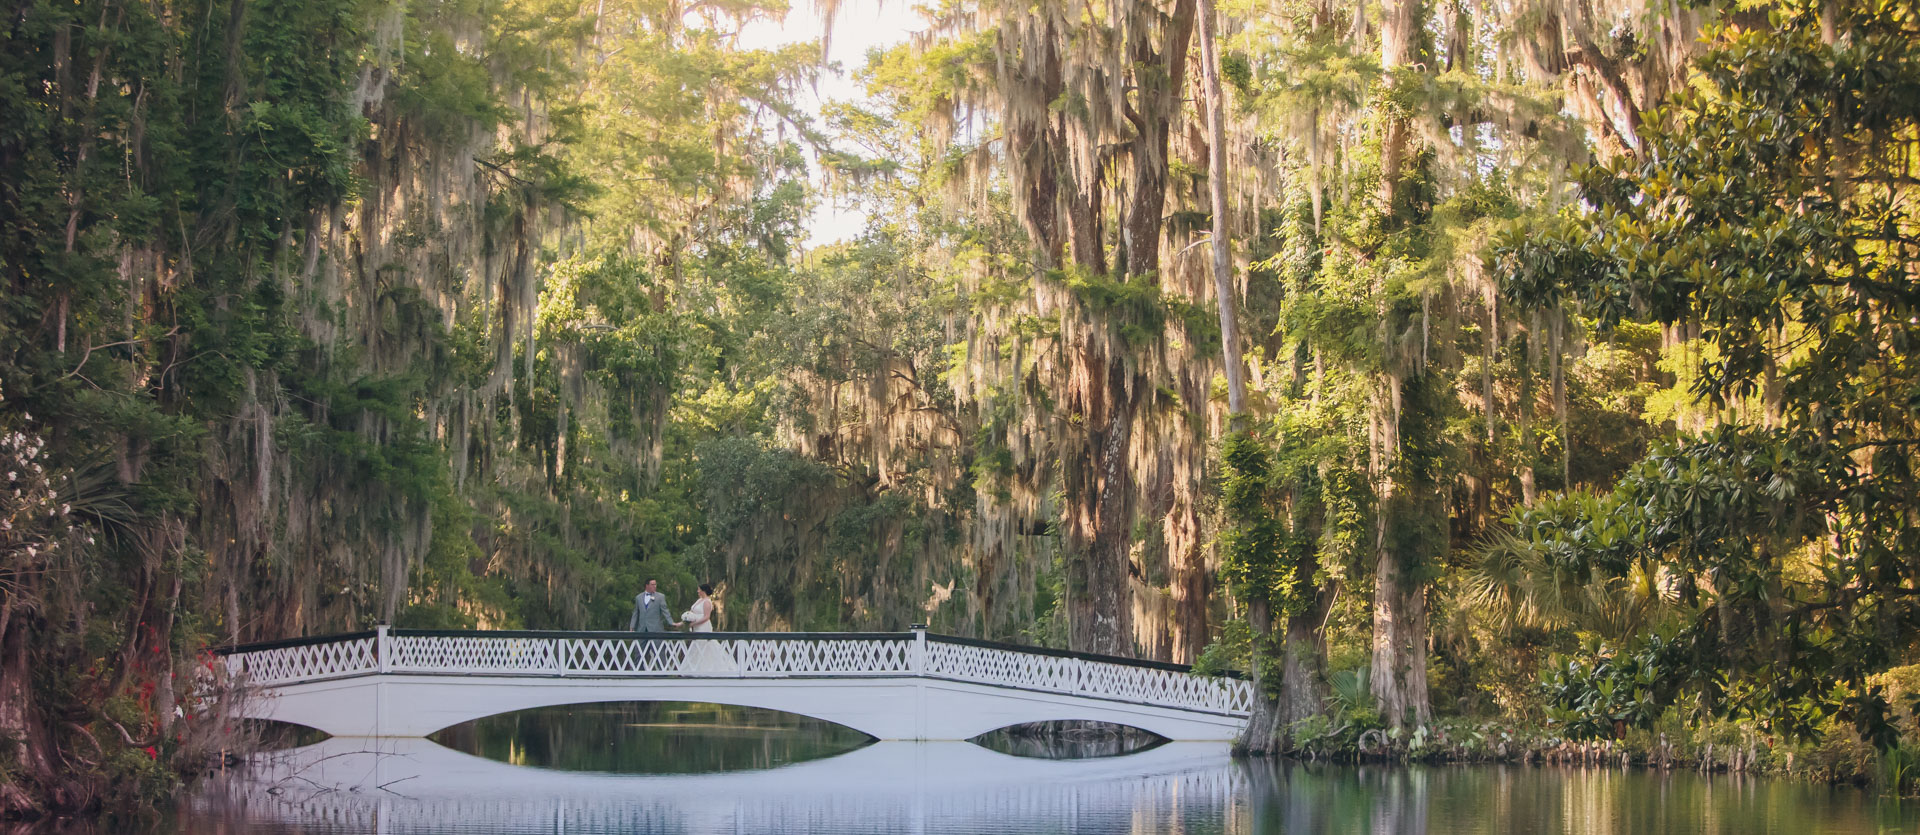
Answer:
[0, 584, 60, 815]
[1518, 329, 1538, 504]
[1197, 0, 1246, 417]
[1240, 458, 1338, 755]
[1369, 530, 1432, 729]
[1236, 599, 1282, 753]
[1061, 0, 1195, 658]
[1365, 0, 1433, 733]
[1064, 350, 1142, 656]
[154, 572, 183, 734]
[1168, 493, 1210, 663]
[1242, 580, 1338, 755]
[1121, 0, 1195, 281]
[1367, 374, 1436, 730]
[1278, 582, 1337, 731]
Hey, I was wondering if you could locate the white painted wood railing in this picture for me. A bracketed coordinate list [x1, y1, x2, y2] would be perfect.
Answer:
[922, 637, 1254, 715]
[221, 628, 1251, 717]
[222, 632, 381, 685]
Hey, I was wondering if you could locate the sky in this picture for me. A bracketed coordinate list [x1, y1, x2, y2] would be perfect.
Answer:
[739, 0, 928, 246]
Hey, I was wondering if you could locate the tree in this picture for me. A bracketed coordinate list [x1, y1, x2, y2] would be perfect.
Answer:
[885, 0, 1210, 657]
[1493, 0, 1920, 745]
[0, 0, 820, 809]
[1217, 0, 1634, 745]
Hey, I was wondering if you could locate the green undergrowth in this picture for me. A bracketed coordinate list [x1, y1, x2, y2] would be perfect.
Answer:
[1268, 712, 1920, 795]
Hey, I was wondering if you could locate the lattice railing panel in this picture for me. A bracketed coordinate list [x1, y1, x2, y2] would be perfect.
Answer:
[1076, 663, 1254, 714]
[556, 637, 688, 673]
[225, 637, 377, 687]
[925, 642, 1078, 691]
[925, 641, 1252, 716]
[389, 636, 560, 674]
[734, 638, 913, 674]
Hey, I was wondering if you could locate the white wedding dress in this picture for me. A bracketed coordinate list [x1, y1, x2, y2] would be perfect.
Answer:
[679, 598, 738, 674]
[686, 598, 714, 632]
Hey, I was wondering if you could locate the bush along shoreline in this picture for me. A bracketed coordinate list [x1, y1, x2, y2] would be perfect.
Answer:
[1245, 715, 1918, 794]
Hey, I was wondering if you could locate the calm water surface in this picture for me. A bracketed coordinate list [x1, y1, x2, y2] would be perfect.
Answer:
[427, 702, 876, 774]
[104, 705, 1920, 833]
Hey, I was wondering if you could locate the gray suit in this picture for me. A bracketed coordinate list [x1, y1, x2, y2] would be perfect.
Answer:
[629, 591, 673, 632]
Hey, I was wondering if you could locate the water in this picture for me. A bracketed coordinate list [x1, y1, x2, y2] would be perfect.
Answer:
[426, 702, 876, 774]
[53, 705, 1920, 833]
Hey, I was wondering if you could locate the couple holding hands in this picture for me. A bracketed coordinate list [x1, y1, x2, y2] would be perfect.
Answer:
[629, 578, 732, 672]
[628, 578, 717, 633]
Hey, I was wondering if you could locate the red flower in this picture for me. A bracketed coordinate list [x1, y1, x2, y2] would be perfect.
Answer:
[143, 746, 158, 760]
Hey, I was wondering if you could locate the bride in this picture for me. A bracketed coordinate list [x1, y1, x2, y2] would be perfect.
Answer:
[679, 584, 737, 674]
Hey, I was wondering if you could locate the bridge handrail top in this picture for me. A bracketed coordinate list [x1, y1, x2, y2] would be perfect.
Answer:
[210, 629, 910, 655]
[211, 630, 380, 655]
[391, 628, 911, 641]
[211, 628, 1248, 679]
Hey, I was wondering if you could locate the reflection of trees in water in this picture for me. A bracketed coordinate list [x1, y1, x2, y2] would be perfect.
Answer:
[1234, 761, 1920, 835]
[237, 719, 330, 751]
[1364, 766, 1431, 834]
[429, 702, 873, 774]
[1237, 762, 1468, 835]
[1239, 760, 1397, 834]
[971, 720, 1167, 759]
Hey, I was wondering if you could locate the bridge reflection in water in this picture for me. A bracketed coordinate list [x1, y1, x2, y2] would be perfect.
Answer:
[183, 737, 1245, 834]
[178, 736, 1920, 834]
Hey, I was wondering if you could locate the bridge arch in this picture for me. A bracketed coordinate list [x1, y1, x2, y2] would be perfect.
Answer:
[238, 717, 334, 747]
[403, 681, 909, 739]
[433, 698, 881, 741]
[239, 675, 925, 739]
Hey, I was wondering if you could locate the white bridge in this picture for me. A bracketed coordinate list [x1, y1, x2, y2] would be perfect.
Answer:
[220, 627, 1252, 741]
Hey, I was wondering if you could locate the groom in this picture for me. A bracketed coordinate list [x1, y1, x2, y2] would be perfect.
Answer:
[628, 578, 682, 632]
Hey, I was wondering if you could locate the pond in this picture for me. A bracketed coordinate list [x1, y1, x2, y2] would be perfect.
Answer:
[30, 705, 1920, 834]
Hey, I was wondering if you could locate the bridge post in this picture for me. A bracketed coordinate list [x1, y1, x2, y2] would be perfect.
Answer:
[910, 624, 928, 740]
[375, 624, 391, 738]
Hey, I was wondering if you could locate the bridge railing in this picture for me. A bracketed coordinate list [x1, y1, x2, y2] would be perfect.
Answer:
[221, 629, 1251, 717]
[221, 630, 915, 687]
[220, 631, 381, 686]
[924, 635, 1252, 716]
[387, 631, 914, 678]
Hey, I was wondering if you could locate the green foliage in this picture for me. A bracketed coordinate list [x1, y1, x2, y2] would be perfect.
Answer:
[0, 0, 837, 808]
[1059, 268, 1222, 348]
[1024, 562, 1069, 648]
[1282, 666, 1389, 756]
[1191, 618, 1254, 677]
[1542, 637, 1672, 739]
[695, 436, 832, 541]
[1218, 429, 1309, 617]
[1490, 0, 1920, 749]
